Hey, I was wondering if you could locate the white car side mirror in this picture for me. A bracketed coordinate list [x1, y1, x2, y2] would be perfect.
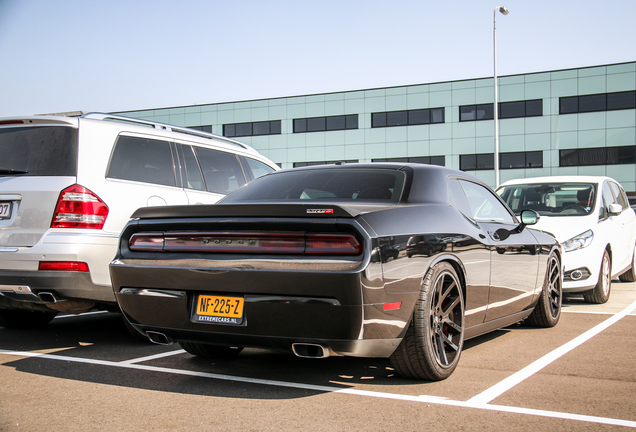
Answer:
[609, 203, 623, 215]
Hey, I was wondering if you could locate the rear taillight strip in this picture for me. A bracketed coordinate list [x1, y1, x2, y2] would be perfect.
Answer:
[39, 261, 89, 272]
[129, 232, 362, 255]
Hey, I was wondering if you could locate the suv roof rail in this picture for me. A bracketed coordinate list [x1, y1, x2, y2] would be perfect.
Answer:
[81, 112, 255, 152]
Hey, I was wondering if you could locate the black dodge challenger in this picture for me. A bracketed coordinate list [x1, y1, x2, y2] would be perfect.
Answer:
[110, 163, 562, 380]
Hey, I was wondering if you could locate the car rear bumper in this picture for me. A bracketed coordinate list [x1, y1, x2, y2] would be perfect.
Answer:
[0, 269, 116, 304]
[0, 231, 119, 304]
[111, 264, 411, 358]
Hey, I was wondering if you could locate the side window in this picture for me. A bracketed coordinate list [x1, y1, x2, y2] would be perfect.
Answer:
[458, 180, 515, 223]
[107, 136, 176, 187]
[193, 147, 246, 195]
[609, 181, 629, 210]
[179, 145, 205, 191]
[244, 157, 276, 180]
[448, 179, 472, 217]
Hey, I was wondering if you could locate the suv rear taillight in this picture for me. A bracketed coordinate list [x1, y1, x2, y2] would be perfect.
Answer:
[51, 184, 109, 229]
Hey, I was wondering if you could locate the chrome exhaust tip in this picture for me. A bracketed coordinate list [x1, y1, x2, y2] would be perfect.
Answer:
[291, 343, 329, 359]
[37, 292, 59, 304]
[146, 331, 173, 346]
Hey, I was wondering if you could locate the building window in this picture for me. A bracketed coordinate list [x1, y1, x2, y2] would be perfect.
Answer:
[188, 125, 212, 133]
[293, 160, 358, 167]
[223, 120, 281, 137]
[459, 100, 543, 122]
[371, 108, 445, 128]
[460, 154, 494, 171]
[460, 151, 543, 171]
[372, 156, 445, 166]
[500, 151, 543, 169]
[559, 146, 636, 166]
[559, 91, 636, 114]
[293, 115, 358, 133]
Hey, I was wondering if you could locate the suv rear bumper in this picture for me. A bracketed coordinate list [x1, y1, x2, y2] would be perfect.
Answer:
[0, 231, 119, 306]
[0, 269, 116, 303]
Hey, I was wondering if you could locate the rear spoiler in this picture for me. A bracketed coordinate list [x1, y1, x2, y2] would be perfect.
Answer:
[131, 203, 395, 220]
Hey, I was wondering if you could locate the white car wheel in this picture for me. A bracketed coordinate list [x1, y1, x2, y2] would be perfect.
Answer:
[584, 250, 611, 304]
[619, 244, 636, 282]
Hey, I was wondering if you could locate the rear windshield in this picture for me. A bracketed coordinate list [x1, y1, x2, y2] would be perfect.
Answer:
[497, 182, 596, 216]
[0, 126, 78, 176]
[221, 168, 406, 203]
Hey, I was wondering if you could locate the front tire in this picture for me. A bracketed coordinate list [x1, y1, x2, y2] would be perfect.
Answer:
[619, 244, 636, 282]
[179, 341, 244, 359]
[389, 261, 464, 381]
[0, 309, 58, 329]
[526, 252, 562, 327]
[584, 250, 611, 304]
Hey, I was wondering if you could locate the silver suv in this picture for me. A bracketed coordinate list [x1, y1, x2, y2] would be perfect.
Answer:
[0, 113, 279, 328]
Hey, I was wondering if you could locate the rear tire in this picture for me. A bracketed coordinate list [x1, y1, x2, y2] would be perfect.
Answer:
[526, 252, 562, 327]
[0, 309, 58, 329]
[619, 245, 636, 282]
[584, 250, 611, 304]
[179, 341, 244, 359]
[389, 261, 464, 381]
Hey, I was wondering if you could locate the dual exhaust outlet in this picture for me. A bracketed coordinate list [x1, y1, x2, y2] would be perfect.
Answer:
[145, 331, 330, 359]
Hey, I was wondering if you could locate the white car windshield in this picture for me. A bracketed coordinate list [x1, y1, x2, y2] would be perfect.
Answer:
[497, 183, 596, 216]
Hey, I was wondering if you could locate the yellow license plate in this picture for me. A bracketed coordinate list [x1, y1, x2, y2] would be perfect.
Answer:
[193, 294, 244, 325]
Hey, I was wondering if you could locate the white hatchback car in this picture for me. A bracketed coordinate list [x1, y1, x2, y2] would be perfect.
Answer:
[497, 176, 636, 304]
[0, 113, 279, 328]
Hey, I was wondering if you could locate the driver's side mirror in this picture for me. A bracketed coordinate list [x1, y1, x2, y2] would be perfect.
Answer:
[520, 209, 540, 225]
[493, 209, 540, 241]
[609, 203, 622, 216]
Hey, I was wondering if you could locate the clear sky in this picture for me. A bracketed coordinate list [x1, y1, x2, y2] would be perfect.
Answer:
[0, 0, 634, 118]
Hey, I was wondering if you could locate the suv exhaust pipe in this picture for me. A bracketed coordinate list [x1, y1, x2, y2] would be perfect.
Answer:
[146, 331, 173, 345]
[291, 343, 329, 358]
[37, 292, 60, 304]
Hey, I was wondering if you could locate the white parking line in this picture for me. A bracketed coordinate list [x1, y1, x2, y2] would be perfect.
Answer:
[54, 311, 109, 319]
[119, 349, 186, 364]
[1, 348, 635, 428]
[468, 298, 636, 405]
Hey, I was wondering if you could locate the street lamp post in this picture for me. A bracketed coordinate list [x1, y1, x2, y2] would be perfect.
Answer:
[493, 5, 509, 188]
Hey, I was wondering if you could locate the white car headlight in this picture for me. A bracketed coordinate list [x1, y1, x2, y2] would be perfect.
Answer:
[562, 229, 594, 252]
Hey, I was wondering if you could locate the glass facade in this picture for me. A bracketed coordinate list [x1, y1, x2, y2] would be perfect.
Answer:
[114, 61, 636, 194]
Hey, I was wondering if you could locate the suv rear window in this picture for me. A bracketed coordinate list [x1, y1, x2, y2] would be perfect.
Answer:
[0, 126, 78, 176]
[221, 168, 406, 203]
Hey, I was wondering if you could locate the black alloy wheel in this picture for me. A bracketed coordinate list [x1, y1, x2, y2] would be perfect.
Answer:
[390, 261, 465, 381]
[526, 252, 562, 327]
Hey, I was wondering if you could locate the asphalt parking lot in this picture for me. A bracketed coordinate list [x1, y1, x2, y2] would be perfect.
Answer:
[1, 282, 636, 431]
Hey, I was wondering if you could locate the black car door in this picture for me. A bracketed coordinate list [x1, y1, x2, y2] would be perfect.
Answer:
[455, 180, 540, 323]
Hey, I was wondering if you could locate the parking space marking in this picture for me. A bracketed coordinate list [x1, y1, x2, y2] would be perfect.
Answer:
[1, 348, 635, 428]
[562, 310, 615, 315]
[468, 299, 636, 405]
[54, 311, 109, 319]
[119, 349, 186, 364]
[562, 309, 636, 316]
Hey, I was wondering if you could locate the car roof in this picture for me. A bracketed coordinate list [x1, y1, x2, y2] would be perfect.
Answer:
[499, 175, 617, 187]
[0, 113, 268, 160]
[264, 162, 487, 204]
